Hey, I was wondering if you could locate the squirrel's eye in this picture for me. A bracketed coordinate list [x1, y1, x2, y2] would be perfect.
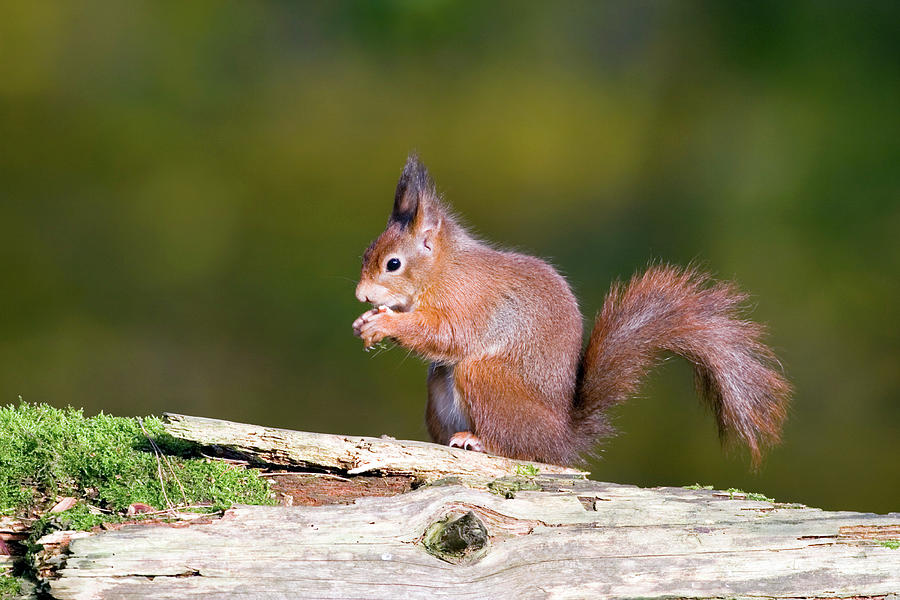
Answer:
[386, 258, 402, 272]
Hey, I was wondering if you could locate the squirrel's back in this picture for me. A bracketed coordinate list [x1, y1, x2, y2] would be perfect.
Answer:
[432, 238, 583, 406]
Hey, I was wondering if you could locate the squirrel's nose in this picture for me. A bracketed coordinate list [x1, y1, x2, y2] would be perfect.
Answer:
[355, 284, 369, 304]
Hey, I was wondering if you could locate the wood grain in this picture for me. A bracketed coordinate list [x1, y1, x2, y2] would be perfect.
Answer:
[45, 415, 900, 599]
[161, 412, 587, 483]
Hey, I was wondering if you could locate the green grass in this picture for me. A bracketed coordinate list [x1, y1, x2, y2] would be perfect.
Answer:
[0, 402, 273, 520]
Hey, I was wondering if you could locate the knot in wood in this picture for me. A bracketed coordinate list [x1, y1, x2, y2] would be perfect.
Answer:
[423, 511, 489, 564]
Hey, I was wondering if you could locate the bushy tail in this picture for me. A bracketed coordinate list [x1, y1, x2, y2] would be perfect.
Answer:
[574, 265, 791, 466]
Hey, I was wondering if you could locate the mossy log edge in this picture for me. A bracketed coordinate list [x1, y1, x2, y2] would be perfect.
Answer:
[161, 412, 587, 483]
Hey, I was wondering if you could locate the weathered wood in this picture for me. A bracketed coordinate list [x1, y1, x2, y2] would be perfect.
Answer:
[162, 413, 587, 483]
[50, 481, 900, 599]
[44, 415, 900, 599]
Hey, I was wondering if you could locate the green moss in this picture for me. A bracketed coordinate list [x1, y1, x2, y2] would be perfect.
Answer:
[0, 575, 21, 600]
[513, 464, 540, 478]
[0, 402, 273, 521]
[487, 476, 541, 499]
[746, 492, 775, 502]
[32, 503, 113, 535]
[685, 485, 775, 502]
[724, 488, 775, 503]
[877, 540, 899, 550]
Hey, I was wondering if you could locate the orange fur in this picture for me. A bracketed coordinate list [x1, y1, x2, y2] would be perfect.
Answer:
[353, 155, 791, 467]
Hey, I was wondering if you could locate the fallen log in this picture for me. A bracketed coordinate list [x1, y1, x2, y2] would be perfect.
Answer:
[44, 415, 899, 599]
[161, 412, 586, 483]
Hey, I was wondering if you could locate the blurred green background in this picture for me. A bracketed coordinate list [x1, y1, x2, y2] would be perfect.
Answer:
[1, 2, 897, 513]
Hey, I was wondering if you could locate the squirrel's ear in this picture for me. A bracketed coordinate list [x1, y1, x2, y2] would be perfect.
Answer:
[420, 218, 441, 252]
[391, 153, 434, 228]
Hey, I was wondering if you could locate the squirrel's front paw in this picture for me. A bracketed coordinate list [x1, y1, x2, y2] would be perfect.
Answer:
[352, 305, 396, 349]
[448, 431, 485, 453]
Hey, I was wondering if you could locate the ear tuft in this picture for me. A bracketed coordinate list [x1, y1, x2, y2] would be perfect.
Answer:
[391, 153, 434, 227]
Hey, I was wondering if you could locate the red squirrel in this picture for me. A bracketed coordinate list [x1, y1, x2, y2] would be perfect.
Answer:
[352, 155, 791, 467]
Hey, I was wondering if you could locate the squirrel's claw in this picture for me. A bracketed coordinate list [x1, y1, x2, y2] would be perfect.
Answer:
[353, 307, 395, 349]
[448, 431, 485, 453]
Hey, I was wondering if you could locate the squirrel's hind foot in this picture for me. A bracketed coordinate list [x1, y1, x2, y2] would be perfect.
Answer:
[448, 431, 485, 453]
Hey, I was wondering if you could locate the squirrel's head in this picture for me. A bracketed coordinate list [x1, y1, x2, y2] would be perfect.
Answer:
[356, 154, 445, 313]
